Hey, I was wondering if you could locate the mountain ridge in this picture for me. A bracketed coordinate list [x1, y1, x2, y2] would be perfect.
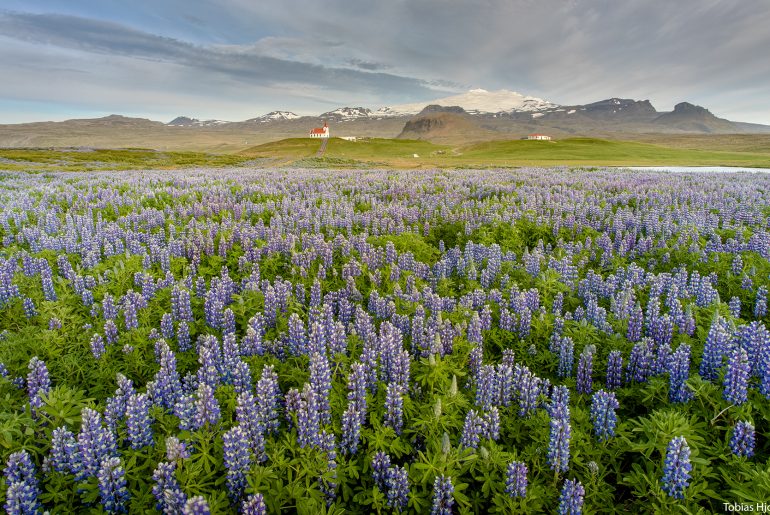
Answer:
[1, 89, 769, 150]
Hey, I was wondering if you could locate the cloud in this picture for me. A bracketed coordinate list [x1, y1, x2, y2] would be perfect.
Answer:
[0, 1, 769, 123]
[346, 59, 390, 71]
[0, 11, 441, 99]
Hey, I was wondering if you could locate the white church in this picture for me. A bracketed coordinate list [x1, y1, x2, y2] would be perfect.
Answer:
[309, 121, 330, 138]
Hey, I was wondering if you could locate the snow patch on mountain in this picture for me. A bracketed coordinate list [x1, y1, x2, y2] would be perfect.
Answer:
[248, 111, 301, 122]
[167, 116, 229, 127]
[320, 107, 373, 120]
[378, 88, 558, 116]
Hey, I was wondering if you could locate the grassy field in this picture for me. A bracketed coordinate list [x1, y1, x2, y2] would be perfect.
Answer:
[2, 136, 770, 170]
[0, 148, 252, 171]
[241, 137, 770, 168]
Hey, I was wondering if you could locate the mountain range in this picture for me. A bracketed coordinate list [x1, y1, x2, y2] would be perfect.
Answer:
[1, 89, 769, 150]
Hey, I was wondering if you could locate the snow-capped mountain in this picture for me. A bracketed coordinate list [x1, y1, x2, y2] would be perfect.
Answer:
[167, 116, 229, 127]
[377, 88, 558, 116]
[319, 107, 373, 120]
[248, 111, 301, 122]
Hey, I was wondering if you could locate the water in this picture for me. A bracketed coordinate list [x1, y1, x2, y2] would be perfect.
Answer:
[620, 166, 770, 173]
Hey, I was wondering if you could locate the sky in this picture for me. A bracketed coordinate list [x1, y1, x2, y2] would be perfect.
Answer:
[0, 0, 769, 124]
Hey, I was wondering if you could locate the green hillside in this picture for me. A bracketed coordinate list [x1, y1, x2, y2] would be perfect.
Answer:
[242, 137, 770, 168]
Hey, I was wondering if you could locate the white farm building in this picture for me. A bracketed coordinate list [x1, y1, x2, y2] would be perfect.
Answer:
[310, 121, 330, 138]
[527, 133, 551, 141]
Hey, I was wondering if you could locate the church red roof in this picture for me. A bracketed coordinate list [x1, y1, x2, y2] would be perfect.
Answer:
[310, 128, 326, 134]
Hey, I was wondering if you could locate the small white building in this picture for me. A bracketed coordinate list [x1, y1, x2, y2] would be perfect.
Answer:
[527, 133, 551, 141]
[310, 121, 330, 138]
[339, 136, 357, 141]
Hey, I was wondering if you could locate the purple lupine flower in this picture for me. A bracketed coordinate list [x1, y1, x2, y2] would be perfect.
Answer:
[732, 254, 743, 276]
[196, 344, 220, 389]
[152, 461, 187, 513]
[41, 266, 56, 301]
[576, 344, 595, 394]
[103, 294, 118, 321]
[547, 384, 571, 472]
[557, 336, 574, 378]
[627, 303, 643, 342]
[174, 393, 196, 431]
[682, 305, 696, 336]
[193, 383, 220, 429]
[5, 480, 42, 515]
[165, 436, 190, 462]
[104, 319, 119, 346]
[183, 496, 210, 515]
[481, 407, 500, 441]
[221, 333, 242, 382]
[242, 494, 267, 515]
[729, 297, 742, 319]
[89, 333, 105, 360]
[755, 286, 768, 319]
[347, 361, 368, 416]
[97, 457, 129, 513]
[626, 340, 652, 384]
[223, 425, 251, 500]
[430, 475, 454, 515]
[22, 297, 36, 318]
[385, 465, 409, 510]
[372, 451, 391, 489]
[652, 315, 674, 350]
[177, 320, 191, 352]
[700, 317, 729, 381]
[606, 350, 623, 390]
[255, 365, 280, 436]
[553, 292, 564, 316]
[497, 363, 514, 407]
[126, 393, 153, 449]
[221, 308, 236, 336]
[287, 313, 306, 356]
[724, 347, 750, 405]
[668, 344, 693, 403]
[590, 390, 619, 442]
[384, 382, 405, 434]
[514, 364, 541, 417]
[730, 421, 755, 458]
[547, 417, 572, 473]
[737, 321, 770, 376]
[340, 403, 361, 455]
[468, 344, 483, 383]
[505, 461, 528, 498]
[104, 373, 135, 429]
[123, 299, 138, 331]
[557, 479, 585, 515]
[158, 314, 173, 341]
[661, 436, 691, 499]
[26, 357, 50, 417]
[153, 343, 182, 410]
[309, 352, 332, 424]
[650, 338, 671, 377]
[230, 359, 252, 395]
[548, 385, 570, 420]
[298, 384, 321, 449]
[50, 426, 78, 474]
[77, 408, 116, 480]
[467, 312, 482, 345]
[475, 364, 498, 411]
[236, 391, 265, 461]
[459, 410, 482, 450]
[310, 279, 322, 307]
[48, 317, 62, 330]
[4, 450, 41, 515]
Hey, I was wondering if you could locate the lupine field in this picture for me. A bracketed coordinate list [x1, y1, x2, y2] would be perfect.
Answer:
[0, 167, 768, 514]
